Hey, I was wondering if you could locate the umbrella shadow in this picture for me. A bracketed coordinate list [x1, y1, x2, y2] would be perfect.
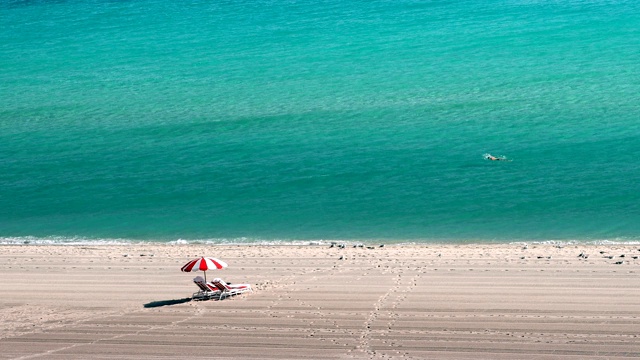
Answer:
[143, 297, 192, 308]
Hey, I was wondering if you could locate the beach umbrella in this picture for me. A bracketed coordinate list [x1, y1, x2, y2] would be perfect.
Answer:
[181, 257, 227, 282]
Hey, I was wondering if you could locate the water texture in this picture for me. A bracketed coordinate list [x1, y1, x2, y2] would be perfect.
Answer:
[2, 0, 640, 243]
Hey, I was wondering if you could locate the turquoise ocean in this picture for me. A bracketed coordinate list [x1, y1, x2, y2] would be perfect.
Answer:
[2, 0, 640, 245]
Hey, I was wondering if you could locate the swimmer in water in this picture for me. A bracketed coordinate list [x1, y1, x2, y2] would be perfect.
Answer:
[485, 154, 505, 161]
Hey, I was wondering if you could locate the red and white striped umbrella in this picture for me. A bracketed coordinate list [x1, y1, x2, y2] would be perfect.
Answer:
[181, 257, 227, 282]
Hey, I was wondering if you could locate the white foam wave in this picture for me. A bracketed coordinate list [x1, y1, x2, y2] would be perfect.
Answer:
[1, 236, 638, 246]
[0, 236, 374, 246]
[0, 236, 135, 246]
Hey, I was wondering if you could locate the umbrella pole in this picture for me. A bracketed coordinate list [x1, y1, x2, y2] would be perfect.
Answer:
[204, 271, 206, 283]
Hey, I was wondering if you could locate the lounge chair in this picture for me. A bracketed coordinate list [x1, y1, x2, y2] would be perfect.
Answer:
[211, 278, 253, 300]
[192, 276, 221, 300]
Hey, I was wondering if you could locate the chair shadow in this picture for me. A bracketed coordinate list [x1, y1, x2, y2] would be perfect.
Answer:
[143, 297, 192, 308]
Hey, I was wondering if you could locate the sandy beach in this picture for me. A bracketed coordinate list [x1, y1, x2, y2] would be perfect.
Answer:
[1, 243, 639, 359]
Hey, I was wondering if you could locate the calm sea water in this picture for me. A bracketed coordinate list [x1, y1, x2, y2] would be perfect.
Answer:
[2, 0, 640, 244]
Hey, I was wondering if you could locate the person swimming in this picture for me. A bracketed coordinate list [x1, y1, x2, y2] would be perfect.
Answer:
[484, 153, 506, 161]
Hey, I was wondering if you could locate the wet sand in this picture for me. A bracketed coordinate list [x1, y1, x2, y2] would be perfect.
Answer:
[1, 244, 639, 359]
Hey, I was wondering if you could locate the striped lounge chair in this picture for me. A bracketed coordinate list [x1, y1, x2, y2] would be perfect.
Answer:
[211, 278, 253, 300]
[192, 276, 221, 300]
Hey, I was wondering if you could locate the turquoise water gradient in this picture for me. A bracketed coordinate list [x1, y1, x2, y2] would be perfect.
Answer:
[2, 1, 640, 243]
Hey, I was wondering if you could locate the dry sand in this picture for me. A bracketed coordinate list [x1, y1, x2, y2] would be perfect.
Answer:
[1, 243, 639, 359]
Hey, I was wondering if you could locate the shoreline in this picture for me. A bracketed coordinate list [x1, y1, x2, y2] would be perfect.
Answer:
[1, 244, 639, 359]
[3, 237, 640, 246]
